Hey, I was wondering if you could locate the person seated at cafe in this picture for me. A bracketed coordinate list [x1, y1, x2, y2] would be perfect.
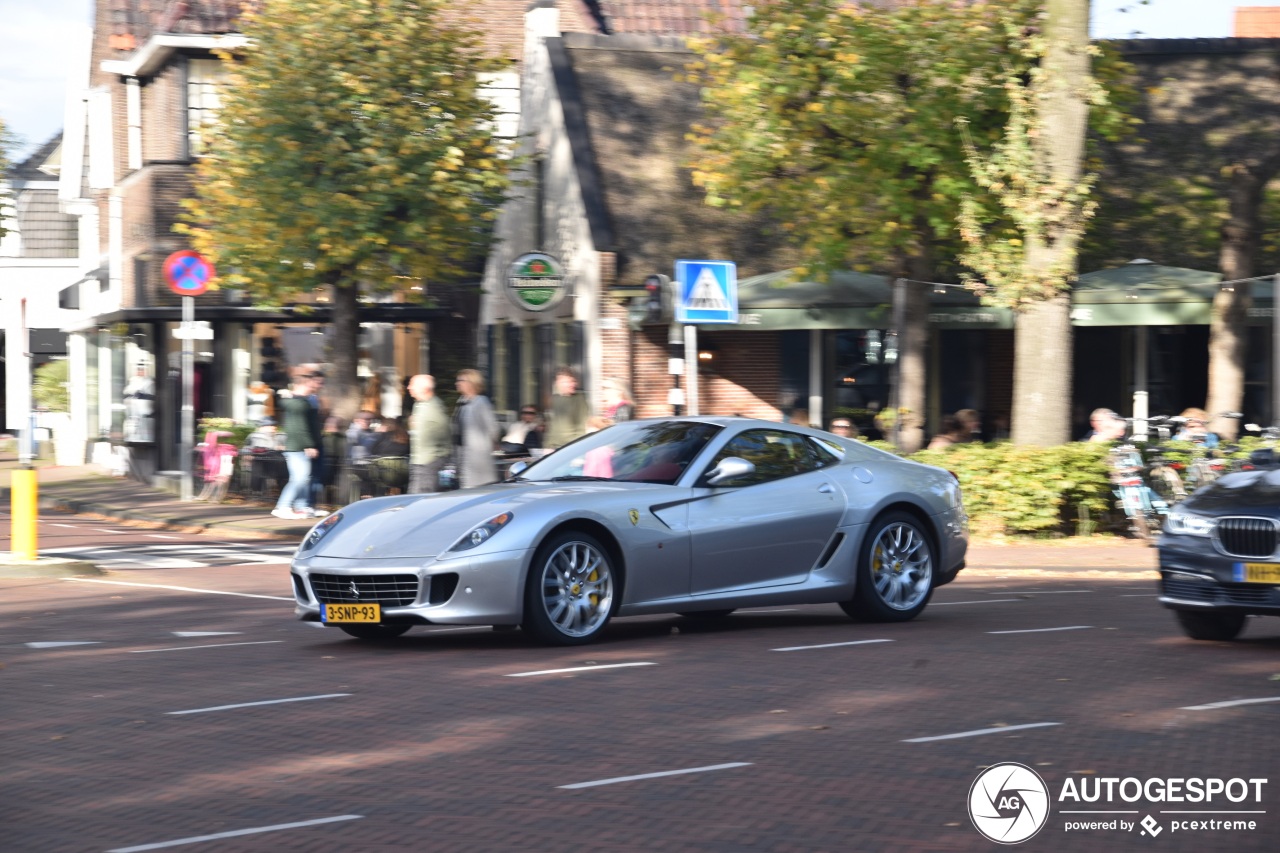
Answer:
[500, 405, 544, 455]
[244, 417, 279, 450]
[371, 419, 411, 457]
[1174, 407, 1220, 449]
[927, 415, 968, 450]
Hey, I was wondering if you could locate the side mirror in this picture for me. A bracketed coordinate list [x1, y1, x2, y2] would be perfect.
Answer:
[706, 456, 755, 486]
[507, 460, 529, 479]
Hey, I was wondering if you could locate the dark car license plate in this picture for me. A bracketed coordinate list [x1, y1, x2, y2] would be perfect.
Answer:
[322, 603, 381, 623]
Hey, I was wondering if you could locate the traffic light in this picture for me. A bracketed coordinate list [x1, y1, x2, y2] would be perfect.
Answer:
[644, 274, 671, 324]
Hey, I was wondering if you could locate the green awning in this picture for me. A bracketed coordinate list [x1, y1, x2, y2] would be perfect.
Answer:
[712, 269, 1013, 331]
[1072, 261, 1272, 326]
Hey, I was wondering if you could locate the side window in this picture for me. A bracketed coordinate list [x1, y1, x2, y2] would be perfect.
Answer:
[703, 429, 828, 486]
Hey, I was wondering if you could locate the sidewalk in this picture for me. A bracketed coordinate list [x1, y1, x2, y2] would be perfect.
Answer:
[0, 451, 1158, 577]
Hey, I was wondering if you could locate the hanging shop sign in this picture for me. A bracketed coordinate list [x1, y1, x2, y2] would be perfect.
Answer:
[507, 252, 568, 312]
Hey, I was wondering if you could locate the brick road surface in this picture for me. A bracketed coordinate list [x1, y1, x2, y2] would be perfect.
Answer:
[2, 556, 1277, 853]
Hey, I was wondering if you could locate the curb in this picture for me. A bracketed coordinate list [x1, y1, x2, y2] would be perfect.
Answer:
[0, 558, 102, 579]
[40, 496, 310, 543]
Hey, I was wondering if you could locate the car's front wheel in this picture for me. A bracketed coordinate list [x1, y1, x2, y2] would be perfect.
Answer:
[523, 531, 617, 645]
[1175, 610, 1246, 641]
[336, 623, 411, 640]
[841, 512, 934, 622]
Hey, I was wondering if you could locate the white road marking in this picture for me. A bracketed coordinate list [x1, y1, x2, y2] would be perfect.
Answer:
[929, 599, 1019, 606]
[168, 694, 350, 715]
[506, 662, 657, 677]
[63, 578, 292, 601]
[172, 631, 242, 637]
[25, 641, 102, 648]
[558, 762, 752, 790]
[131, 641, 283, 654]
[772, 639, 894, 652]
[903, 722, 1062, 743]
[147, 534, 183, 540]
[1121, 593, 1160, 597]
[50, 523, 83, 529]
[989, 590, 1093, 594]
[739, 608, 799, 614]
[105, 814, 363, 852]
[987, 626, 1092, 635]
[1180, 696, 1280, 711]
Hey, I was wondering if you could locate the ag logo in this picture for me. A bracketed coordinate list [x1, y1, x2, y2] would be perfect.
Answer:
[628, 509, 640, 526]
[968, 762, 1050, 844]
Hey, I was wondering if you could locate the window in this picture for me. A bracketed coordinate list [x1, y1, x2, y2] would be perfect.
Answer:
[187, 58, 228, 158]
[702, 428, 835, 487]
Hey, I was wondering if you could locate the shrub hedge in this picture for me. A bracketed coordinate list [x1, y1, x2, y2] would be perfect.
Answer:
[867, 437, 1270, 538]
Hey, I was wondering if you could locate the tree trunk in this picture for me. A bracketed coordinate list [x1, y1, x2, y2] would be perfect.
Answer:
[327, 276, 363, 421]
[1206, 161, 1273, 440]
[1011, 294, 1073, 446]
[897, 279, 929, 453]
[1009, 0, 1088, 446]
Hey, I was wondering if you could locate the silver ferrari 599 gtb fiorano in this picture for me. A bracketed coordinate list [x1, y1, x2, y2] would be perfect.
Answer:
[291, 417, 968, 645]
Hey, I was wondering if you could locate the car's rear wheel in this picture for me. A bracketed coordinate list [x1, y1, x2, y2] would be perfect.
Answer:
[841, 512, 934, 622]
[336, 623, 411, 640]
[1175, 610, 1246, 641]
[523, 531, 617, 645]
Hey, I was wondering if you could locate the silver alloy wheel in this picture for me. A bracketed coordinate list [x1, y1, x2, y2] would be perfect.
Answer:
[539, 539, 614, 638]
[869, 521, 933, 611]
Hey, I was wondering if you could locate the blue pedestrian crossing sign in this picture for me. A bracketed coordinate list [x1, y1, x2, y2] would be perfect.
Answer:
[675, 259, 737, 324]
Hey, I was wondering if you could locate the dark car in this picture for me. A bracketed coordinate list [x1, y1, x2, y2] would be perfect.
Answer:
[1158, 468, 1280, 640]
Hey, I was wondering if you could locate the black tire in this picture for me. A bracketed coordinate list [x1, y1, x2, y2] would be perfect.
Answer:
[522, 530, 618, 645]
[677, 609, 736, 619]
[841, 511, 935, 623]
[337, 623, 411, 640]
[1175, 610, 1246, 641]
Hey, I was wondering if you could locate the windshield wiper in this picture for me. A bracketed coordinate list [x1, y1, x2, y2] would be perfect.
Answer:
[549, 475, 614, 482]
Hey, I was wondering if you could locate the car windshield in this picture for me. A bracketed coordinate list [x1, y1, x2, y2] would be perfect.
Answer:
[516, 421, 723, 485]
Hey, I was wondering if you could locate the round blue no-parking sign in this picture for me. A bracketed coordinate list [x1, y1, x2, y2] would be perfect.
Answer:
[164, 250, 215, 297]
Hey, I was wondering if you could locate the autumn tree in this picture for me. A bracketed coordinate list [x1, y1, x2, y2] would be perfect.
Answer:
[958, 0, 1101, 446]
[689, 0, 1041, 451]
[180, 0, 511, 417]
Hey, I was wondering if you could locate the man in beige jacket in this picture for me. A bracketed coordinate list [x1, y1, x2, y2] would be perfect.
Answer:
[408, 374, 451, 493]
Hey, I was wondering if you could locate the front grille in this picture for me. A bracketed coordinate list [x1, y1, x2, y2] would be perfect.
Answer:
[1162, 578, 1215, 603]
[1162, 577, 1279, 606]
[1216, 517, 1278, 559]
[310, 573, 419, 607]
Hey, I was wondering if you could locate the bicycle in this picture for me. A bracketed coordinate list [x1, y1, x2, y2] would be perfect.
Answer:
[1107, 419, 1178, 540]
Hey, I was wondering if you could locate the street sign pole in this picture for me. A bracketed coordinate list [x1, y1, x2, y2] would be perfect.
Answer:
[180, 295, 195, 502]
[684, 323, 699, 416]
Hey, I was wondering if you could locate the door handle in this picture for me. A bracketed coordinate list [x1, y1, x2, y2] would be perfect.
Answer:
[818, 483, 834, 494]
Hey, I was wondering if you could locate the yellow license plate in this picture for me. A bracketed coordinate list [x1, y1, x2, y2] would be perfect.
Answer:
[1237, 563, 1280, 584]
[323, 603, 381, 623]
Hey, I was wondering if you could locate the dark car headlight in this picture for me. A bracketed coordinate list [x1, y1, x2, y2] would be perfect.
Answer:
[1165, 509, 1216, 537]
[300, 512, 342, 552]
[449, 512, 514, 552]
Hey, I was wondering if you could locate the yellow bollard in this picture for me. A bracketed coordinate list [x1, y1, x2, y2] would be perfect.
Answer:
[11, 468, 38, 561]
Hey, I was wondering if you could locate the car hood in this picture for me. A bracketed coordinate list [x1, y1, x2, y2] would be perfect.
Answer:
[311, 480, 660, 559]
[1182, 469, 1280, 518]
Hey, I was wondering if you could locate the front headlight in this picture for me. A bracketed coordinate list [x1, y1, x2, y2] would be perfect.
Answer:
[1165, 509, 1216, 537]
[449, 512, 514, 552]
[300, 512, 342, 552]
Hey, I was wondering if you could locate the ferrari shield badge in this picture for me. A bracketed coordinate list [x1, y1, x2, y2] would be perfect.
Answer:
[628, 509, 640, 526]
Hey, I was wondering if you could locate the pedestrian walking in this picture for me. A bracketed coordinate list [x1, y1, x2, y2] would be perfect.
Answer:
[273, 371, 322, 519]
[545, 366, 589, 449]
[453, 368, 498, 488]
[601, 377, 635, 424]
[407, 374, 451, 493]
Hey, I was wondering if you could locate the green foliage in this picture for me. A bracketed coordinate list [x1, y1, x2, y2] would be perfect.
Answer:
[196, 417, 256, 449]
[32, 360, 70, 412]
[872, 440, 1114, 537]
[688, 0, 1042, 279]
[178, 0, 513, 300]
[0, 115, 17, 242]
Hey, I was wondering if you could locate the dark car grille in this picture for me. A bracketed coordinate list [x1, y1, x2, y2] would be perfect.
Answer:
[1162, 577, 1280, 606]
[1215, 517, 1279, 559]
[309, 573, 419, 607]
